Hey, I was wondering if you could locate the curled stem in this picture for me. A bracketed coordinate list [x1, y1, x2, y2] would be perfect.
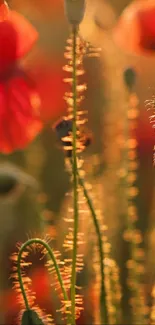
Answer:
[77, 170, 109, 324]
[17, 238, 72, 325]
[71, 24, 79, 325]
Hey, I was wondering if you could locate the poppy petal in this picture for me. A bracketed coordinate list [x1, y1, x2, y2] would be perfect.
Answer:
[7, 10, 38, 58]
[0, 71, 42, 153]
[113, 0, 155, 56]
[36, 66, 67, 122]
[0, 20, 17, 73]
[0, 2, 9, 21]
[138, 7, 155, 51]
[26, 56, 67, 123]
[0, 4, 38, 72]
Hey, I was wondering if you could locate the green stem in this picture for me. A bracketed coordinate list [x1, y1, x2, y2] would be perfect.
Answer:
[17, 247, 30, 311]
[77, 170, 108, 324]
[71, 24, 79, 325]
[17, 238, 72, 325]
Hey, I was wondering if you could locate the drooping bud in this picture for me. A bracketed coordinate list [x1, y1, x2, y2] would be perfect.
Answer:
[64, 0, 85, 25]
[124, 67, 137, 90]
[21, 310, 45, 325]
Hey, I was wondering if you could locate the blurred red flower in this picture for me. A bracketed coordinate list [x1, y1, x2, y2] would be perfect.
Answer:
[1, 267, 53, 324]
[0, 1, 43, 153]
[26, 54, 67, 124]
[2, 266, 87, 325]
[0, 2, 68, 153]
[113, 0, 155, 56]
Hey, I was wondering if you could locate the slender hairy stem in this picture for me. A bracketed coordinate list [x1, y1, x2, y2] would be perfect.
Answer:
[17, 247, 30, 311]
[71, 24, 79, 325]
[17, 238, 72, 325]
[77, 170, 108, 324]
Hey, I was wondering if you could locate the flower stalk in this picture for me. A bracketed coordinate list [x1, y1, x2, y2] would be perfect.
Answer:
[77, 169, 108, 324]
[70, 24, 79, 325]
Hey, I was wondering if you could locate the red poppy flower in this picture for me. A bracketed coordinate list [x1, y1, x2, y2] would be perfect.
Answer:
[113, 0, 155, 56]
[1, 267, 53, 324]
[2, 266, 68, 324]
[0, 2, 42, 153]
[1, 266, 87, 325]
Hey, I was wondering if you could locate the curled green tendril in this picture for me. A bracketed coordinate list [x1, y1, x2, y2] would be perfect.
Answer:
[17, 238, 72, 325]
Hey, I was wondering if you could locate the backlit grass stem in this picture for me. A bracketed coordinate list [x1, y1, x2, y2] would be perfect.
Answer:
[70, 24, 79, 325]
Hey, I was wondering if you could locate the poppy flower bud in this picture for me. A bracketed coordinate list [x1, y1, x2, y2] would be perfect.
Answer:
[21, 310, 45, 325]
[124, 67, 137, 90]
[64, 0, 85, 25]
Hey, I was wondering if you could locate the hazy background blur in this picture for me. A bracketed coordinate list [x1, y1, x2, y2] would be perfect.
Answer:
[1, 0, 155, 323]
